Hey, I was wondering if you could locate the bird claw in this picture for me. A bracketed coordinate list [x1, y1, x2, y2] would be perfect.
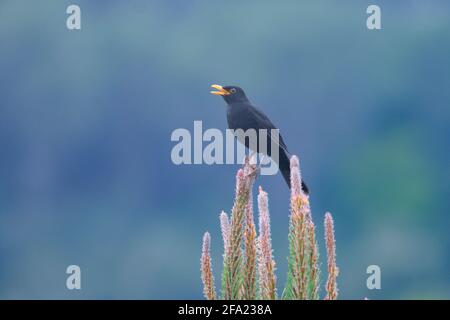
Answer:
[248, 166, 260, 180]
[248, 152, 258, 166]
[243, 155, 259, 179]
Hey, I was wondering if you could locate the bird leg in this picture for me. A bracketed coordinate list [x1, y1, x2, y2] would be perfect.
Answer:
[244, 152, 269, 180]
[259, 154, 267, 168]
[248, 151, 258, 165]
[249, 153, 267, 179]
[244, 154, 259, 179]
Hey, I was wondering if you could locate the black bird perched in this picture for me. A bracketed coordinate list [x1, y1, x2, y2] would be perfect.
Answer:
[211, 84, 309, 194]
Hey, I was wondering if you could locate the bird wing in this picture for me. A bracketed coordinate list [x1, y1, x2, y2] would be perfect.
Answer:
[248, 106, 290, 155]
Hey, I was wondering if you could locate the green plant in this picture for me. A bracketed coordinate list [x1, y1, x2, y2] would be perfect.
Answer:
[200, 156, 339, 300]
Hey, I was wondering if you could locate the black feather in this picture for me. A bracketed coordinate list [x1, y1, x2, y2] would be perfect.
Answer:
[219, 85, 310, 195]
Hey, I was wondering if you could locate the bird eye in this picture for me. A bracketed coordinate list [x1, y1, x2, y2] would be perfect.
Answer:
[230, 88, 236, 93]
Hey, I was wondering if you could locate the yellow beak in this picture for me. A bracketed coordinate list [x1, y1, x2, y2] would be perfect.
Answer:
[210, 84, 230, 96]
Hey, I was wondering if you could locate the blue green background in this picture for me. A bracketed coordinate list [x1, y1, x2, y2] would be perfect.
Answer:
[0, 0, 449, 299]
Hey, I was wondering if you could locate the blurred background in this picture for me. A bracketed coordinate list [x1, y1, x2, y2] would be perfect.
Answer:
[0, 0, 449, 299]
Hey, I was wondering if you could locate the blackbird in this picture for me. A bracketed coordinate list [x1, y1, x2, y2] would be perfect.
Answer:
[211, 84, 309, 194]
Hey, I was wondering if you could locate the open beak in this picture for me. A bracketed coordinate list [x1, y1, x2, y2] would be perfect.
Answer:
[210, 84, 230, 96]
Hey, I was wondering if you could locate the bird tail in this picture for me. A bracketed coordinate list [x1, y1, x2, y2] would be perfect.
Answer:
[279, 150, 309, 195]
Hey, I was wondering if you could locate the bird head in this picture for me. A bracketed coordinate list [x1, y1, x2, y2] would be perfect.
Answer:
[210, 84, 249, 104]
